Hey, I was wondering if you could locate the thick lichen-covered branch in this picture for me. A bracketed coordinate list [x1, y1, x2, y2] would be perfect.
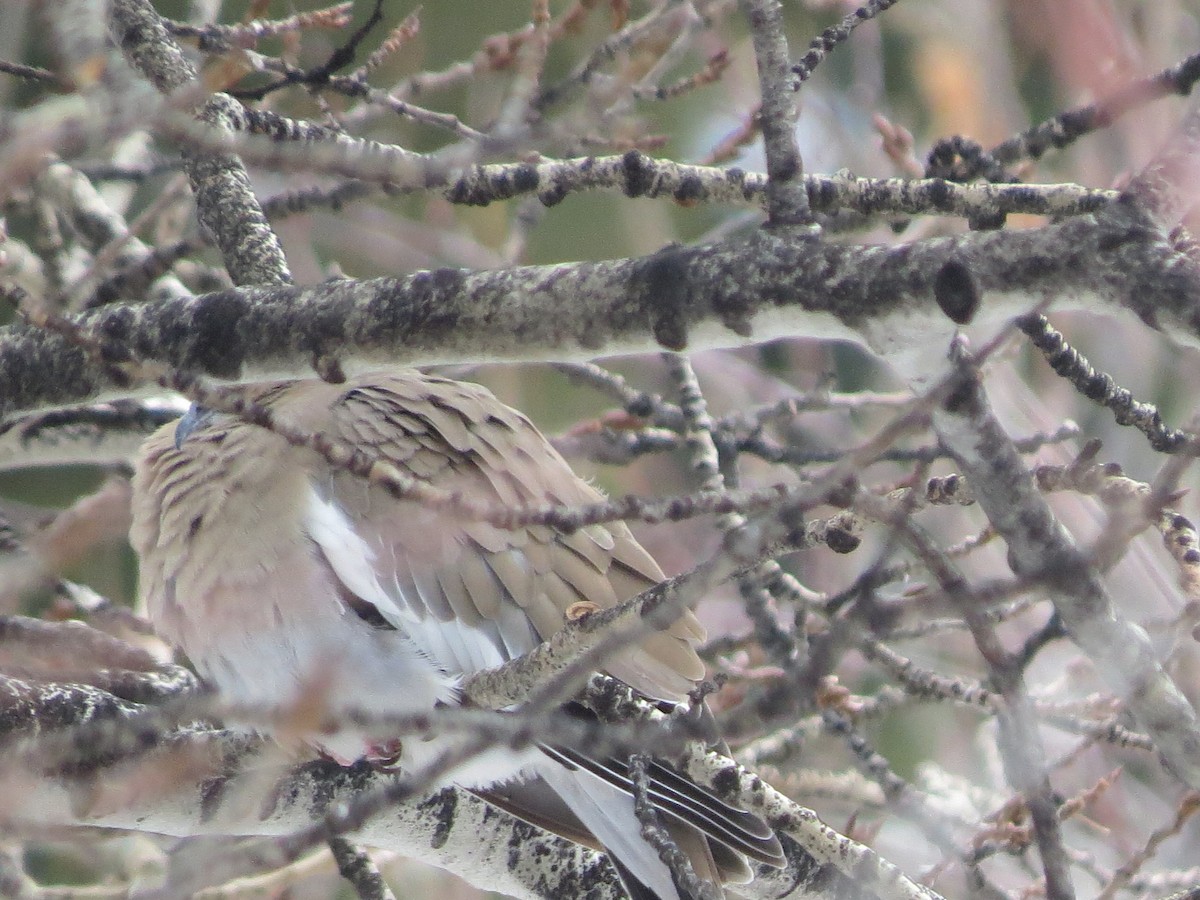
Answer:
[108, 0, 292, 287]
[0, 199, 1197, 417]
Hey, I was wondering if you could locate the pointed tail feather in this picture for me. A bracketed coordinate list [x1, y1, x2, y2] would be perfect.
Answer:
[535, 757, 691, 900]
[540, 745, 785, 869]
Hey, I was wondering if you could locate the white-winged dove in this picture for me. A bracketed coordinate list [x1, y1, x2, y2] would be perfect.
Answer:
[130, 370, 783, 899]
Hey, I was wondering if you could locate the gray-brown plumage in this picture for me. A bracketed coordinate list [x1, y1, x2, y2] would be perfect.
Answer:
[131, 370, 783, 899]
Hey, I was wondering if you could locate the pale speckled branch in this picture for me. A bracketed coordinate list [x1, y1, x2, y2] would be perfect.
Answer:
[695, 755, 940, 900]
[34, 161, 190, 308]
[0, 198, 1196, 418]
[887, 504, 1074, 898]
[327, 837, 398, 900]
[665, 353, 810, 681]
[738, 0, 811, 227]
[107, 0, 292, 287]
[164, 124, 1118, 217]
[128, 69, 1111, 221]
[0, 672, 618, 898]
[932, 351, 1200, 791]
[139, 106, 1119, 216]
[153, 102, 473, 197]
[0, 396, 185, 473]
[0, 616, 194, 701]
[5, 733, 621, 899]
[532, 0, 693, 113]
[462, 565, 728, 713]
[0, 672, 941, 900]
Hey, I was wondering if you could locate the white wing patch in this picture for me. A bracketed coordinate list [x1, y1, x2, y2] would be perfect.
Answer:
[302, 487, 519, 678]
[303, 488, 415, 629]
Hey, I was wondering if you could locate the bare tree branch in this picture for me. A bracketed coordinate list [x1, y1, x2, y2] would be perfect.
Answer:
[108, 0, 292, 286]
[1, 200, 1196, 417]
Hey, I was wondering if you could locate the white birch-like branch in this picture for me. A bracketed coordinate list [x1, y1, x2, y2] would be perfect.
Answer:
[0, 678, 938, 900]
[1, 197, 1195, 417]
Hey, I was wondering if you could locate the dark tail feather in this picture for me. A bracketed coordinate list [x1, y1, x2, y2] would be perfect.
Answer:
[541, 744, 785, 869]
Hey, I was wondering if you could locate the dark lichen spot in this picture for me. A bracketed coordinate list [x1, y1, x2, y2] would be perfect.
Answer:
[622, 149, 654, 198]
[95, 306, 136, 364]
[934, 259, 980, 325]
[1082, 372, 1113, 400]
[1005, 185, 1042, 212]
[301, 297, 353, 364]
[304, 758, 355, 817]
[673, 174, 704, 205]
[449, 164, 539, 206]
[512, 163, 540, 193]
[968, 210, 1007, 230]
[186, 289, 249, 376]
[710, 763, 741, 798]
[824, 525, 861, 555]
[404, 268, 468, 336]
[505, 817, 544, 871]
[942, 376, 978, 416]
[444, 175, 479, 206]
[424, 787, 457, 848]
[925, 177, 952, 209]
[200, 773, 232, 823]
[635, 243, 693, 350]
[539, 184, 568, 207]
[808, 176, 835, 211]
[771, 154, 800, 183]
